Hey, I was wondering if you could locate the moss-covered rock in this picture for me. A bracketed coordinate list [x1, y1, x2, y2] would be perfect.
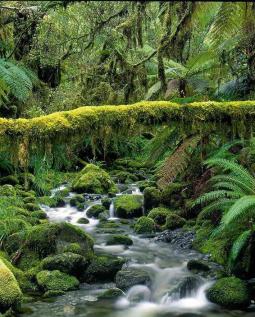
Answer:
[160, 183, 185, 208]
[38, 195, 65, 208]
[98, 288, 124, 300]
[143, 187, 161, 212]
[84, 255, 125, 282]
[70, 194, 85, 207]
[30, 210, 47, 219]
[6, 222, 94, 271]
[0, 259, 22, 312]
[115, 268, 151, 291]
[101, 198, 111, 209]
[187, 259, 210, 272]
[77, 217, 89, 224]
[87, 205, 106, 218]
[134, 216, 155, 234]
[43, 290, 66, 298]
[164, 213, 186, 230]
[147, 207, 171, 225]
[36, 270, 79, 292]
[23, 196, 36, 204]
[41, 252, 88, 278]
[106, 235, 133, 246]
[72, 164, 117, 194]
[136, 180, 156, 191]
[63, 243, 83, 255]
[112, 171, 139, 183]
[206, 277, 250, 309]
[115, 195, 143, 218]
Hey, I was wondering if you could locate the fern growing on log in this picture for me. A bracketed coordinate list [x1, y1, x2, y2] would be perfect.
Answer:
[157, 134, 200, 189]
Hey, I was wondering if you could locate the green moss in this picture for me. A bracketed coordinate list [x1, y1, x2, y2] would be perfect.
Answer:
[101, 198, 112, 209]
[87, 205, 106, 218]
[0, 185, 16, 197]
[164, 213, 186, 230]
[23, 196, 36, 204]
[38, 195, 64, 208]
[106, 235, 133, 246]
[112, 171, 139, 183]
[115, 194, 143, 218]
[134, 216, 155, 234]
[147, 207, 171, 225]
[85, 255, 125, 282]
[72, 164, 117, 194]
[136, 180, 156, 191]
[77, 217, 89, 224]
[43, 290, 66, 298]
[41, 252, 88, 277]
[0, 259, 22, 312]
[63, 243, 83, 255]
[70, 194, 85, 207]
[30, 211, 47, 219]
[98, 288, 124, 300]
[36, 270, 79, 292]
[206, 277, 250, 309]
[143, 187, 161, 212]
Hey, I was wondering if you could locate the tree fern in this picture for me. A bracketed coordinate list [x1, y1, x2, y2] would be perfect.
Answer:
[205, 158, 255, 190]
[228, 229, 251, 268]
[0, 59, 38, 102]
[221, 196, 255, 228]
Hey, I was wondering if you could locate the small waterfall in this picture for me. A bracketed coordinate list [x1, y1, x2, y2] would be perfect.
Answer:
[109, 201, 115, 218]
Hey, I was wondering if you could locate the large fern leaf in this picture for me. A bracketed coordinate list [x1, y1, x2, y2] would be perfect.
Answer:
[228, 229, 251, 268]
[221, 196, 255, 227]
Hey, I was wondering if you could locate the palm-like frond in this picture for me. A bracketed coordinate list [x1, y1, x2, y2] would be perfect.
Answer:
[193, 189, 241, 206]
[205, 158, 255, 190]
[221, 195, 255, 227]
[228, 229, 251, 268]
[210, 175, 255, 195]
[0, 59, 37, 102]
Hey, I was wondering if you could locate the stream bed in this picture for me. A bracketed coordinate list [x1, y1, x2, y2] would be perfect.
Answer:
[20, 184, 255, 317]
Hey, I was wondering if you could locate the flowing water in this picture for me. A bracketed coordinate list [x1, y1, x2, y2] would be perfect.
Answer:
[21, 184, 255, 317]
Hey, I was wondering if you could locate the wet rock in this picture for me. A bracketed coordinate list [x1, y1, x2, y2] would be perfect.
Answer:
[164, 213, 186, 230]
[41, 252, 88, 278]
[168, 276, 203, 300]
[98, 288, 124, 300]
[101, 198, 111, 209]
[134, 216, 155, 234]
[36, 270, 79, 292]
[115, 268, 152, 291]
[77, 217, 89, 224]
[206, 277, 250, 309]
[155, 229, 195, 249]
[70, 194, 85, 207]
[187, 259, 210, 273]
[143, 187, 161, 212]
[115, 195, 143, 218]
[106, 234, 133, 246]
[87, 205, 106, 218]
[148, 207, 171, 225]
[84, 255, 125, 282]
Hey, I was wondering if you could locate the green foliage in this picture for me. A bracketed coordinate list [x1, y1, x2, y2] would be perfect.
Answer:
[134, 216, 155, 234]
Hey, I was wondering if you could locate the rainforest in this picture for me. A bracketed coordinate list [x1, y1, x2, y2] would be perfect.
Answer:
[0, 1, 255, 316]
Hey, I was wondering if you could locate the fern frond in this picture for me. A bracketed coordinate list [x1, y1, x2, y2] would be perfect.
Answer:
[210, 174, 255, 195]
[212, 181, 246, 196]
[228, 229, 251, 268]
[205, 158, 255, 190]
[193, 190, 241, 206]
[200, 198, 236, 214]
[221, 195, 255, 227]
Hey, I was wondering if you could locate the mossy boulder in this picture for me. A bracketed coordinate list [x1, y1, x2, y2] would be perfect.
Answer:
[41, 252, 88, 278]
[6, 222, 94, 270]
[77, 217, 89, 224]
[136, 180, 156, 191]
[143, 187, 161, 212]
[160, 183, 185, 208]
[187, 259, 210, 273]
[101, 198, 111, 209]
[84, 255, 125, 282]
[23, 196, 36, 204]
[31, 210, 47, 219]
[87, 205, 106, 218]
[70, 194, 85, 207]
[115, 195, 143, 218]
[134, 216, 155, 234]
[106, 235, 133, 246]
[148, 207, 171, 225]
[72, 164, 117, 194]
[36, 270, 79, 292]
[0, 259, 22, 312]
[39, 195, 65, 208]
[115, 268, 151, 291]
[63, 243, 83, 255]
[206, 277, 250, 309]
[164, 213, 186, 230]
[24, 203, 40, 211]
[113, 171, 139, 183]
[98, 288, 124, 300]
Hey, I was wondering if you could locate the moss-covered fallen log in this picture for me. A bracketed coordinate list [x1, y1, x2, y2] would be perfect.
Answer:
[0, 100, 255, 139]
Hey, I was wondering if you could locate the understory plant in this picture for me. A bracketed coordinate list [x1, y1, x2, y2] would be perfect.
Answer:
[194, 158, 255, 273]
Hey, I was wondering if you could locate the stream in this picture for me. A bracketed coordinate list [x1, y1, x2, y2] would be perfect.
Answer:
[21, 184, 255, 317]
